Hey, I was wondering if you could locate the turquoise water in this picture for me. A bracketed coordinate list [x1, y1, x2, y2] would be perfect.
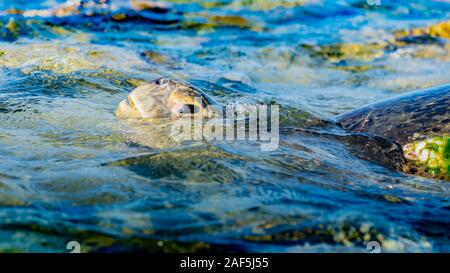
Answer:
[0, 0, 449, 252]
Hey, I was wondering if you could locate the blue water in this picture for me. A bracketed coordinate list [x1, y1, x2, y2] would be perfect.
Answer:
[0, 0, 449, 252]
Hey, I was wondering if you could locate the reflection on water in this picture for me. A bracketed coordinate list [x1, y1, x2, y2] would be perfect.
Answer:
[0, 0, 449, 252]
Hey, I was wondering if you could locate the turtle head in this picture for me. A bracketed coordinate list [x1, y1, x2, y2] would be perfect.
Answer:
[116, 78, 220, 119]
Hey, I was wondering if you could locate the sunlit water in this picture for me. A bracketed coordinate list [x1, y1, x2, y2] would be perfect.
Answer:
[0, 0, 449, 252]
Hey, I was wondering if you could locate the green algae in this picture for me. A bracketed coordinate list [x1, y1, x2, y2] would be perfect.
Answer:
[141, 50, 168, 64]
[403, 135, 450, 180]
[302, 43, 385, 63]
[5, 18, 19, 36]
[183, 14, 254, 31]
[0, 17, 21, 40]
[395, 20, 450, 40]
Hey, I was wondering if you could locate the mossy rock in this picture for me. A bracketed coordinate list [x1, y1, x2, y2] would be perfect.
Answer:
[302, 43, 385, 63]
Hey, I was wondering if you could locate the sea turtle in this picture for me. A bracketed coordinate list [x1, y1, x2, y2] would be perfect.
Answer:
[116, 78, 222, 149]
[116, 77, 218, 120]
[116, 78, 449, 181]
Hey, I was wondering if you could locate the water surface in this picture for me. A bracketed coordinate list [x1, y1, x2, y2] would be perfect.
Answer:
[0, 0, 449, 252]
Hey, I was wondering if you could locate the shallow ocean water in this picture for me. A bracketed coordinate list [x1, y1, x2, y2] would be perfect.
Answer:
[0, 0, 449, 252]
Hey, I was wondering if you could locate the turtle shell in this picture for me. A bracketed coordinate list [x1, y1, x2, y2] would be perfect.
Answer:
[336, 84, 449, 180]
[336, 84, 449, 145]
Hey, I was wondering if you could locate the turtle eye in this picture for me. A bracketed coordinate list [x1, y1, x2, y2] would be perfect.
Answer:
[178, 104, 198, 114]
[155, 78, 169, 85]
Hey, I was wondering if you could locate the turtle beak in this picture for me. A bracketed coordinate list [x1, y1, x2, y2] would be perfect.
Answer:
[116, 96, 142, 119]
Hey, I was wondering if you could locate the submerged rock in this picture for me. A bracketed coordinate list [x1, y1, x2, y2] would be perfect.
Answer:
[301, 43, 385, 63]
[301, 20, 450, 67]
[183, 14, 256, 31]
[226, 0, 307, 10]
[394, 21, 450, 40]
[0, 42, 148, 74]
